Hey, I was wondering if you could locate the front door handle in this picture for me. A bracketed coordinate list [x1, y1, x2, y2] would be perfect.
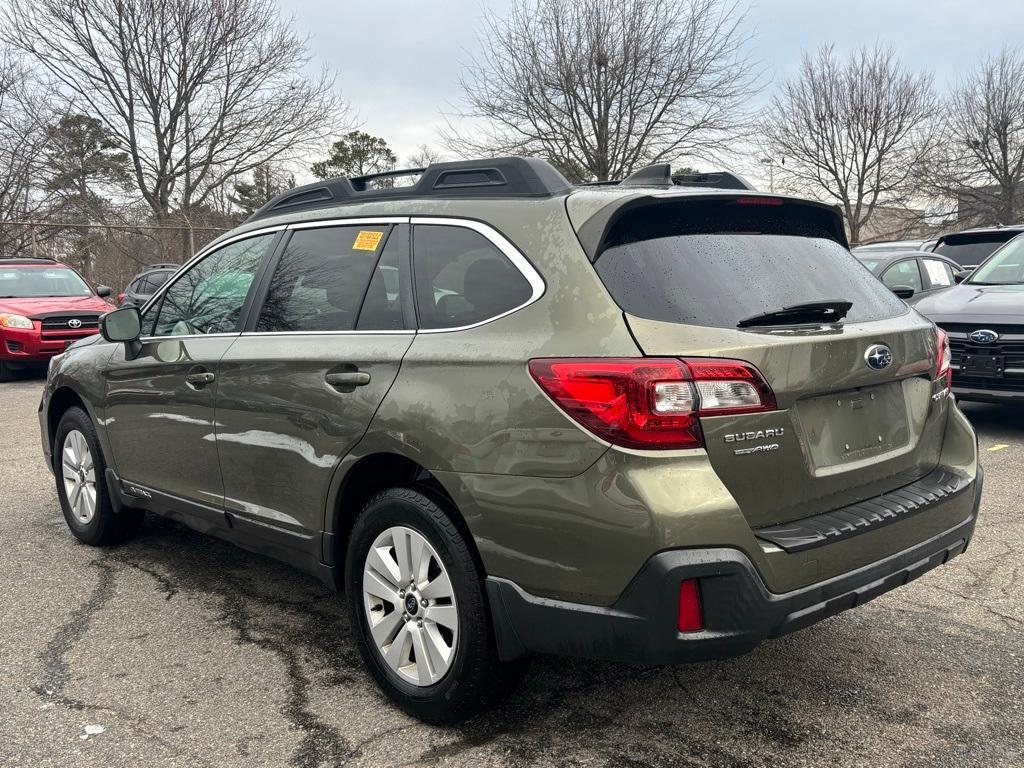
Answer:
[325, 371, 371, 388]
[185, 371, 216, 387]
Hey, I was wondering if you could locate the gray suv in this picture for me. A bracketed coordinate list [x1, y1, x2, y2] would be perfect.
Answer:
[39, 158, 982, 723]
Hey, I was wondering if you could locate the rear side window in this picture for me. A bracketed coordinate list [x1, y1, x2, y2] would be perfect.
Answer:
[413, 225, 533, 329]
[595, 200, 907, 329]
[257, 225, 390, 332]
[881, 260, 923, 291]
[922, 259, 955, 287]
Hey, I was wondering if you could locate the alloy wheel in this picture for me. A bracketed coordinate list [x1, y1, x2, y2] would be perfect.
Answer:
[61, 429, 97, 525]
[362, 525, 459, 687]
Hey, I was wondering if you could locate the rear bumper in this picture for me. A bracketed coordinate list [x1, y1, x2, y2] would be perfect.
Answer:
[487, 467, 981, 665]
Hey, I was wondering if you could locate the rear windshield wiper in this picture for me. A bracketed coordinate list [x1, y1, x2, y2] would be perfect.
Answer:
[737, 299, 853, 329]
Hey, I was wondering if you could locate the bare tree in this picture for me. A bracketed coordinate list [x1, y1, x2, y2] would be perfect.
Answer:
[446, 0, 759, 182]
[0, 48, 54, 256]
[407, 145, 445, 168]
[918, 47, 1024, 225]
[759, 45, 935, 244]
[3, 0, 346, 237]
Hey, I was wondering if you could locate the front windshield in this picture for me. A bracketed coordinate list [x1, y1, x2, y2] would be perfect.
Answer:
[969, 237, 1024, 285]
[0, 266, 93, 298]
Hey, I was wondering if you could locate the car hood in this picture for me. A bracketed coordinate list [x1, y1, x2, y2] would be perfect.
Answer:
[913, 283, 1024, 324]
[0, 294, 113, 317]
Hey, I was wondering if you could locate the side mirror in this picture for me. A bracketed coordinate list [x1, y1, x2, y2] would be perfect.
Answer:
[891, 285, 915, 300]
[100, 306, 143, 358]
[95, 285, 112, 298]
[954, 269, 972, 284]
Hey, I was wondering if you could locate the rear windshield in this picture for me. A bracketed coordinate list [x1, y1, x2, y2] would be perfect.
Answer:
[595, 200, 907, 329]
[934, 233, 1016, 266]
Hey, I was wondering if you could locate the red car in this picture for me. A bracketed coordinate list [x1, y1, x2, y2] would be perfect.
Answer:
[0, 258, 114, 381]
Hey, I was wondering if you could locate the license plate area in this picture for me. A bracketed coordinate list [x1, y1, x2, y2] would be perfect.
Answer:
[961, 353, 1004, 378]
[793, 382, 910, 472]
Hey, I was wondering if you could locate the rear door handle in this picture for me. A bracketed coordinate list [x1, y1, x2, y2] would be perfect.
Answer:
[325, 371, 371, 388]
[185, 371, 216, 386]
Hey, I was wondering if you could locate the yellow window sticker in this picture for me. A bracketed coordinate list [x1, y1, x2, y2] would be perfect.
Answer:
[353, 230, 384, 251]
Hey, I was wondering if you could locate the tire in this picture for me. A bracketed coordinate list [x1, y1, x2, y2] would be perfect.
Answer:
[346, 486, 527, 724]
[0, 360, 13, 383]
[53, 406, 144, 546]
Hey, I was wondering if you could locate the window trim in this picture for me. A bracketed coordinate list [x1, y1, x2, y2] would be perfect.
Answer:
[139, 225, 287, 341]
[234, 215, 545, 336]
[240, 217, 415, 337]
[410, 216, 546, 334]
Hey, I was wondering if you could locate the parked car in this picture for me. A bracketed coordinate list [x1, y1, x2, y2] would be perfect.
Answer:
[915, 232, 1024, 403]
[0, 257, 113, 382]
[855, 249, 962, 304]
[117, 263, 177, 307]
[852, 239, 925, 253]
[39, 158, 981, 723]
[926, 224, 1024, 270]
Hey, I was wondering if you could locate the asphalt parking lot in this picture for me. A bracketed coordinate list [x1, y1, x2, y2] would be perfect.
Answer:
[1, 376, 1022, 768]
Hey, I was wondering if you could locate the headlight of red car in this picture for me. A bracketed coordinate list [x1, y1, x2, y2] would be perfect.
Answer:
[0, 313, 33, 329]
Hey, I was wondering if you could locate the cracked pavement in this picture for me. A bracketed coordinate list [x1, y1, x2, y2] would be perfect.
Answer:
[1, 377, 1022, 768]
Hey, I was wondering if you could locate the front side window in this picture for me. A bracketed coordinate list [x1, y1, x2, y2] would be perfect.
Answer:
[412, 225, 533, 329]
[257, 225, 391, 332]
[149, 234, 273, 337]
[881, 260, 923, 292]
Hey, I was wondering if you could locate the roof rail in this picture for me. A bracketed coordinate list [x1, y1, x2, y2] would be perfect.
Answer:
[247, 157, 572, 222]
[0, 256, 57, 263]
[577, 164, 757, 191]
[672, 170, 756, 191]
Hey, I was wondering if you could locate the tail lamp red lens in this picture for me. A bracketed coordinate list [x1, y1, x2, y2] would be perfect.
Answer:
[527, 357, 776, 450]
[677, 579, 703, 632]
[935, 327, 952, 389]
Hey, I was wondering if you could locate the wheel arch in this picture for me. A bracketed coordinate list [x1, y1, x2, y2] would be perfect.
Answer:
[46, 386, 90, 461]
[327, 451, 483, 588]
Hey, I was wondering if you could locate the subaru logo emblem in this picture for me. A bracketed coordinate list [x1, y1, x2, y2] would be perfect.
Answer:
[969, 329, 998, 344]
[865, 344, 893, 370]
[67, 318, 82, 329]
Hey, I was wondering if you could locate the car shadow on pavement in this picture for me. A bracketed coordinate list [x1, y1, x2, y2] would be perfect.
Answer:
[54, 510, 1019, 768]
[958, 401, 1024, 436]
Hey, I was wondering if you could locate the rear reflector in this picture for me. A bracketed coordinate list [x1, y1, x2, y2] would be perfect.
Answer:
[528, 357, 775, 450]
[935, 327, 952, 389]
[677, 579, 703, 632]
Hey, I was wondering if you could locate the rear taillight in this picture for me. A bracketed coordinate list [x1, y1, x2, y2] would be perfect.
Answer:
[677, 579, 703, 632]
[935, 327, 952, 389]
[528, 357, 776, 450]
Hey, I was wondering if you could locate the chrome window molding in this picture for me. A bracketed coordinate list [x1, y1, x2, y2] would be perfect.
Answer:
[239, 330, 415, 337]
[410, 216, 546, 334]
[137, 215, 546, 340]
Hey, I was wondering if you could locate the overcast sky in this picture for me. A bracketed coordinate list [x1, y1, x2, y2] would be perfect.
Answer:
[280, 0, 1024, 179]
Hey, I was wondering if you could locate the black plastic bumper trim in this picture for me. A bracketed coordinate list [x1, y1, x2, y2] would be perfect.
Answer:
[486, 468, 981, 665]
[754, 467, 973, 553]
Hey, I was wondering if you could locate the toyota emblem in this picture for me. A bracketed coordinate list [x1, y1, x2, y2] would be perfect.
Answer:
[864, 344, 893, 370]
[969, 329, 998, 344]
[67, 318, 82, 329]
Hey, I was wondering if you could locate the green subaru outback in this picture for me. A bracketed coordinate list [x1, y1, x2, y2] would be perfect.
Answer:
[39, 158, 982, 723]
